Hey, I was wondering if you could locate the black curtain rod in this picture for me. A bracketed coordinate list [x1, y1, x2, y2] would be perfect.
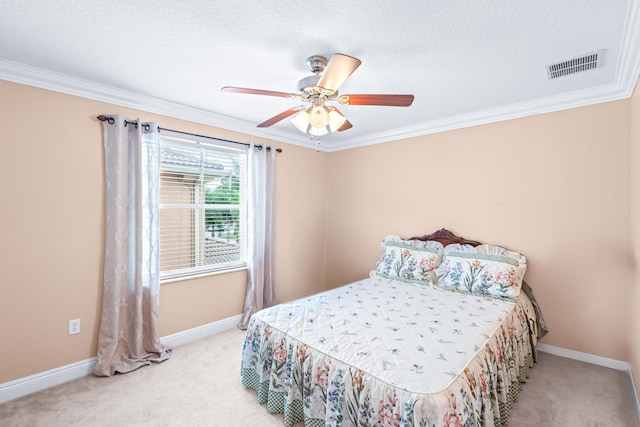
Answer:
[96, 115, 282, 153]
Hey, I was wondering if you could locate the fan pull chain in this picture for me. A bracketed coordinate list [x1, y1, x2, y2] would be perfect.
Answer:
[310, 135, 321, 151]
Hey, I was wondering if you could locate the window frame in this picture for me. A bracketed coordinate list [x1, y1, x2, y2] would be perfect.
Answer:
[158, 132, 248, 282]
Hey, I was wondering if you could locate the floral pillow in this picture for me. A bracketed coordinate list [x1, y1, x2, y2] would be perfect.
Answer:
[435, 244, 527, 302]
[373, 235, 444, 285]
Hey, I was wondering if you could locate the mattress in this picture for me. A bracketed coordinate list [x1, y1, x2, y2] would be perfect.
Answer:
[241, 275, 538, 426]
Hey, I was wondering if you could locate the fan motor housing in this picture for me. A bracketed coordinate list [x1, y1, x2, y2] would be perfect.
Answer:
[297, 75, 338, 99]
[297, 75, 321, 96]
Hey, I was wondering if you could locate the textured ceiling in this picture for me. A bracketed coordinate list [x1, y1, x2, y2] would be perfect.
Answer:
[1, 1, 639, 151]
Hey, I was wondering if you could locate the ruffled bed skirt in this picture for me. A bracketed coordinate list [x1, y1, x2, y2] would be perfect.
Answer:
[241, 292, 537, 427]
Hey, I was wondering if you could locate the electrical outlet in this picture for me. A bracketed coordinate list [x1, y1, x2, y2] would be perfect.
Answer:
[68, 319, 80, 335]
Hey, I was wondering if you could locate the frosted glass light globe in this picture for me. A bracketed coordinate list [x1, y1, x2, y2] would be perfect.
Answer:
[309, 106, 330, 128]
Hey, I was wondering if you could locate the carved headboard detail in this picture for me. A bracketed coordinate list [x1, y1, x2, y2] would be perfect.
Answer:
[409, 228, 482, 247]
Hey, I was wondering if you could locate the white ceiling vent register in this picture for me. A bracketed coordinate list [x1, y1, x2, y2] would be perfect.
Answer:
[546, 49, 605, 80]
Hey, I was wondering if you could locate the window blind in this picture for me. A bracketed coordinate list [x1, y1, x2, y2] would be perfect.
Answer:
[159, 134, 247, 280]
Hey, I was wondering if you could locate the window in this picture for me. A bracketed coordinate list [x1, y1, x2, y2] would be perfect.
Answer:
[159, 133, 247, 280]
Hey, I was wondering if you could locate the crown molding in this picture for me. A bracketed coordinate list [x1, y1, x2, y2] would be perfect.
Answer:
[617, 0, 640, 94]
[0, 58, 314, 149]
[325, 82, 628, 152]
[1, 0, 639, 154]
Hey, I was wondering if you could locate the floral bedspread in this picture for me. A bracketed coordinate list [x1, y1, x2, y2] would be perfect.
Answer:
[241, 276, 538, 427]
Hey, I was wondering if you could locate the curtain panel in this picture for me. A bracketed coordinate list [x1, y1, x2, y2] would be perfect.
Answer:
[238, 144, 276, 329]
[94, 115, 171, 376]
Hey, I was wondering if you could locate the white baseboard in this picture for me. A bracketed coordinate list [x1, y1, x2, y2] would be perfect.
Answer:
[160, 314, 242, 348]
[0, 357, 98, 404]
[537, 343, 640, 420]
[537, 342, 630, 371]
[0, 314, 242, 404]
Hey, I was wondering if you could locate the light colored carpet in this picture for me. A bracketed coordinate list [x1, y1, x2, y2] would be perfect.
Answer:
[0, 328, 638, 426]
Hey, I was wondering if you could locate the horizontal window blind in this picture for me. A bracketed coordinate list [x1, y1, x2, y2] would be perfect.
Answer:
[159, 135, 247, 280]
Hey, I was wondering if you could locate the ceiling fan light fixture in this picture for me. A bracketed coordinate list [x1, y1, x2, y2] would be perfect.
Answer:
[222, 53, 415, 140]
[309, 105, 330, 128]
[290, 110, 310, 133]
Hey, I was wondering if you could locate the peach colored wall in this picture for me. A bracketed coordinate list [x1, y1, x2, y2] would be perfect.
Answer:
[631, 77, 640, 400]
[1, 76, 636, 387]
[325, 101, 632, 361]
[0, 80, 328, 383]
[273, 143, 329, 303]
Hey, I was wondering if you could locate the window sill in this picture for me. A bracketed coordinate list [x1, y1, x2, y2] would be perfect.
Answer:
[160, 266, 247, 285]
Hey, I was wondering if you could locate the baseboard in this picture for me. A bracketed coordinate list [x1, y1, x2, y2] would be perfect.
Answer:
[0, 314, 242, 404]
[537, 343, 640, 421]
[160, 314, 242, 348]
[537, 343, 629, 370]
[0, 357, 98, 404]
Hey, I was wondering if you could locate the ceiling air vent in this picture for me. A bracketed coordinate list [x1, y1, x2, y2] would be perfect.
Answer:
[546, 49, 605, 80]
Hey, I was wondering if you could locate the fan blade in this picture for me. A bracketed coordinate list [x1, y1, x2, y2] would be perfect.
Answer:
[337, 94, 414, 107]
[221, 86, 295, 98]
[257, 108, 302, 128]
[337, 120, 353, 132]
[317, 54, 361, 92]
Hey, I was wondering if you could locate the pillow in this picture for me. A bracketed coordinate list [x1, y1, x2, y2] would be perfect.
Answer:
[373, 235, 444, 285]
[435, 244, 527, 302]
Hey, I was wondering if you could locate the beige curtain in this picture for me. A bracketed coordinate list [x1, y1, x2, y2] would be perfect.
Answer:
[238, 144, 276, 329]
[94, 115, 171, 376]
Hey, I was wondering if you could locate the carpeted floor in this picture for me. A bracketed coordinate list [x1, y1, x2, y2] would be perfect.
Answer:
[0, 328, 638, 426]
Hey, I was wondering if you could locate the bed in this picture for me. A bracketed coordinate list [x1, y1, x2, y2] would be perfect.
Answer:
[241, 229, 546, 426]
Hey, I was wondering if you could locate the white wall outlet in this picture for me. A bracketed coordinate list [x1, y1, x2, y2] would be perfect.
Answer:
[68, 319, 80, 335]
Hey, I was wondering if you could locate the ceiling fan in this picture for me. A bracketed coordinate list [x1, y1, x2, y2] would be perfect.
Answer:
[221, 53, 414, 137]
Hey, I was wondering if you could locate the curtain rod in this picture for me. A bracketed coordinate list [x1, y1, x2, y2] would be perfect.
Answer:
[96, 115, 282, 153]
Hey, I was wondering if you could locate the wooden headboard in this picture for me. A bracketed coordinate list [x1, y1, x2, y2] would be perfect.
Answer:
[409, 228, 482, 247]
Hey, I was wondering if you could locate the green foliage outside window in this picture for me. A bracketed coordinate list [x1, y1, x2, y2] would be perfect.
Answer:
[205, 162, 240, 242]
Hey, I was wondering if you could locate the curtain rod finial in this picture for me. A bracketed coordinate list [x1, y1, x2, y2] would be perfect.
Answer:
[97, 115, 115, 124]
